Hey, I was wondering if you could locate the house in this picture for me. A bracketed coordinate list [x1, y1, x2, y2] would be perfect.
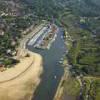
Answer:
[0, 30, 4, 36]
[11, 40, 16, 46]
[1, 12, 8, 16]
[6, 49, 12, 54]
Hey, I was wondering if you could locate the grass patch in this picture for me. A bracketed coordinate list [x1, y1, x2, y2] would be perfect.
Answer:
[63, 76, 80, 96]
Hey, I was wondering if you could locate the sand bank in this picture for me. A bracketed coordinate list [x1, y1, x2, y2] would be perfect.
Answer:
[0, 51, 43, 100]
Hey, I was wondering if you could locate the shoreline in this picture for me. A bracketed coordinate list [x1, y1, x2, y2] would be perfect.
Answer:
[53, 67, 69, 100]
[53, 31, 70, 100]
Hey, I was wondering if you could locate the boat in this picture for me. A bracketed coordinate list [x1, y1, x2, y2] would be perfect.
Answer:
[54, 75, 57, 79]
[59, 61, 63, 64]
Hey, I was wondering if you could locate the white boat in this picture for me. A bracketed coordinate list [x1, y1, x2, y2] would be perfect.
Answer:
[59, 61, 63, 64]
[54, 75, 57, 79]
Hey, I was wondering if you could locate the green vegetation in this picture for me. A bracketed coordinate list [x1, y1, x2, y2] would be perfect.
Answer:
[60, 9, 100, 76]
[63, 76, 80, 97]
[0, 0, 40, 66]
[81, 78, 100, 100]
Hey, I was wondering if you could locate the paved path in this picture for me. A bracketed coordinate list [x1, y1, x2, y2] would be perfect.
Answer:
[17, 22, 46, 57]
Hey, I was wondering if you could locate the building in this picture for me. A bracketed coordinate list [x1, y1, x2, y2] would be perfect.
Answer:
[0, 30, 4, 36]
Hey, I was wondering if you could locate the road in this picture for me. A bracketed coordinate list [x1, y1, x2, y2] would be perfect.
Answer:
[17, 22, 46, 57]
[28, 26, 47, 46]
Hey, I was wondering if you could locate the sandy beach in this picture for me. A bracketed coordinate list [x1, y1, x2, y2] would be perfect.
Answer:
[0, 51, 43, 100]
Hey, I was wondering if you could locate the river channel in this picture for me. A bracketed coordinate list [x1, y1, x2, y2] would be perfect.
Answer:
[26, 27, 67, 100]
